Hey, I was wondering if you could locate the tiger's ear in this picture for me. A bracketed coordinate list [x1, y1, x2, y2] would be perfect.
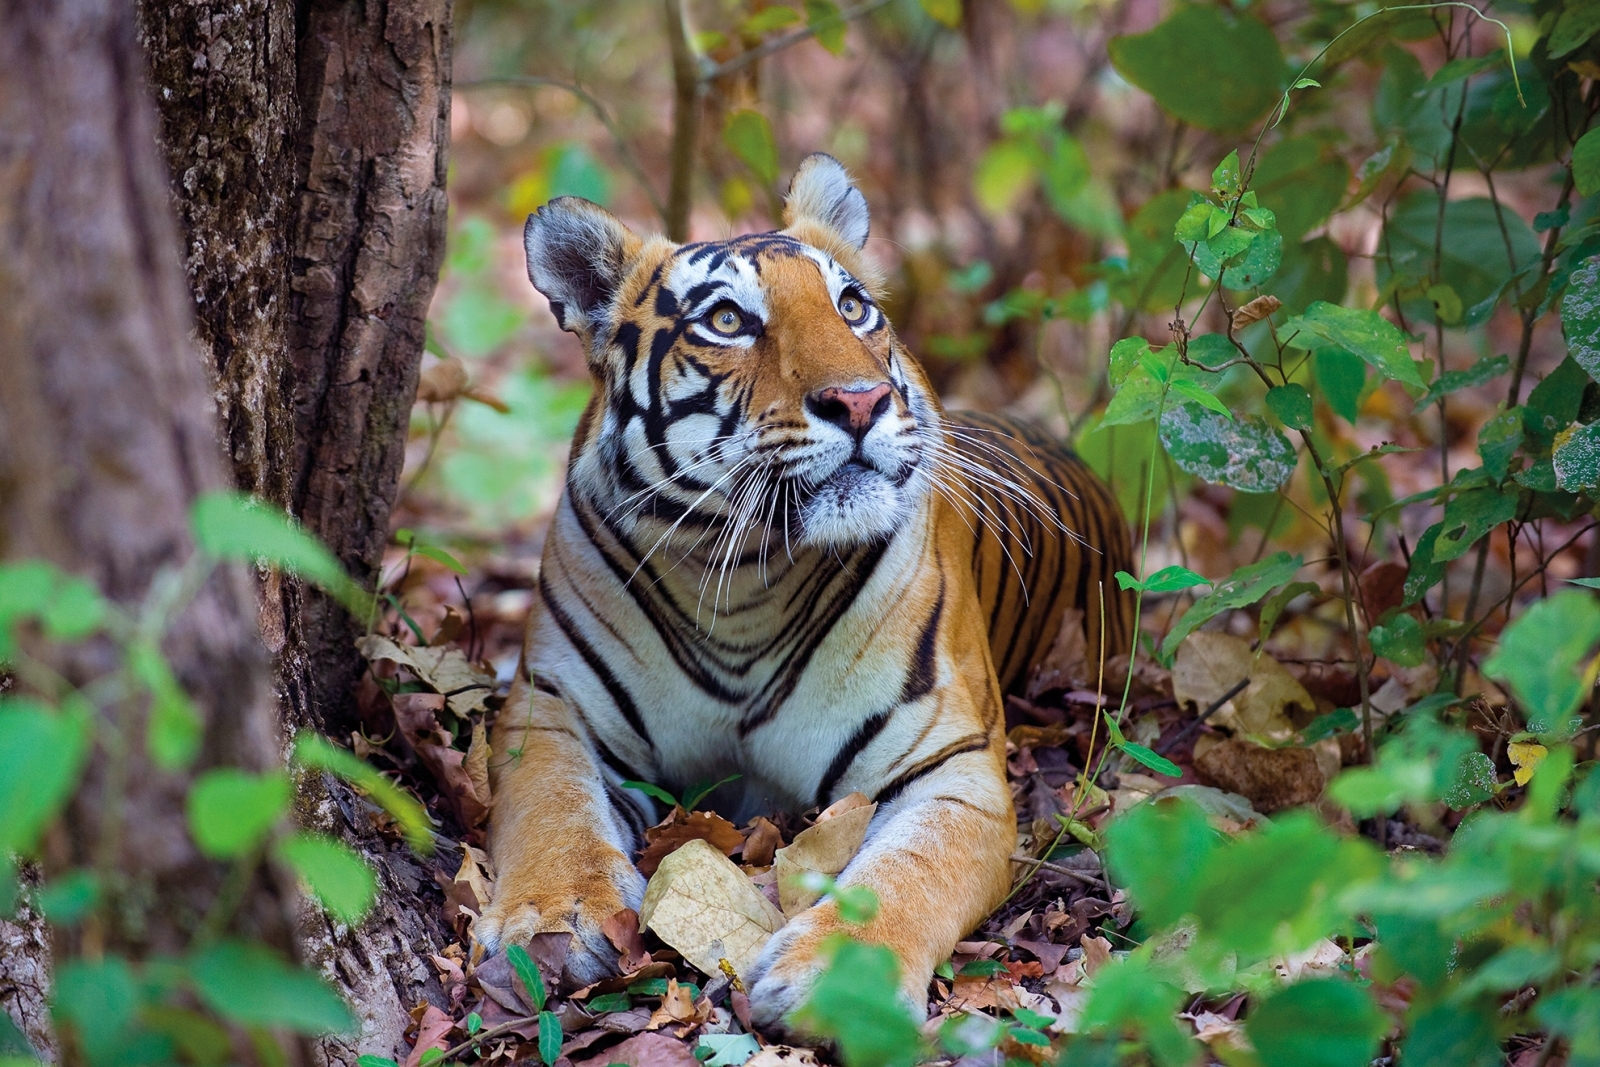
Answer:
[524, 197, 643, 336]
[782, 153, 870, 251]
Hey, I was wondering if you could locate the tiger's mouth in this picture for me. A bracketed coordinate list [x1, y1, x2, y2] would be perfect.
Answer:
[792, 453, 923, 548]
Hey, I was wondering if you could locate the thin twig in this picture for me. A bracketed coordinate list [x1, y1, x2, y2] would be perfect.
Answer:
[702, 0, 895, 81]
[437, 1015, 542, 1063]
[1009, 853, 1105, 890]
[1155, 677, 1250, 755]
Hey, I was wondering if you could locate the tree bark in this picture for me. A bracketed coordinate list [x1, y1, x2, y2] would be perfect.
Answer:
[131, 1, 457, 1062]
[0, 0, 296, 1036]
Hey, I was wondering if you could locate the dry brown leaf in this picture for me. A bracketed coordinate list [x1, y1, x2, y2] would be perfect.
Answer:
[464, 721, 492, 808]
[947, 975, 1023, 1013]
[357, 634, 496, 717]
[1231, 293, 1282, 329]
[637, 809, 745, 876]
[773, 801, 876, 915]
[741, 816, 783, 867]
[603, 908, 652, 972]
[1192, 737, 1326, 813]
[1274, 937, 1347, 981]
[817, 791, 872, 821]
[639, 838, 785, 977]
[402, 1004, 454, 1067]
[1359, 560, 1407, 621]
[1172, 632, 1313, 743]
[1080, 934, 1113, 977]
[645, 978, 707, 1030]
[1026, 607, 1089, 699]
[417, 357, 470, 403]
[572, 1031, 702, 1067]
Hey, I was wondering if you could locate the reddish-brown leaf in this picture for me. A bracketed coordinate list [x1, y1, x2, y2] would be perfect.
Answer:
[637, 810, 745, 876]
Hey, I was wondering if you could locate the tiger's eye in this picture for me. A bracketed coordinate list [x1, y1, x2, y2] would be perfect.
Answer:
[839, 292, 866, 324]
[708, 304, 742, 335]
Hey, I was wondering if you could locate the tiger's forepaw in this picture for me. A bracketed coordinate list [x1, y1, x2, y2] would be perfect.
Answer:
[744, 911, 927, 1037]
[474, 862, 646, 988]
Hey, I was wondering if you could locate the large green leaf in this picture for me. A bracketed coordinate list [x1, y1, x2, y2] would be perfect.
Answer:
[1563, 255, 1600, 378]
[1575, 130, 1600, 197]
[791, 938, 925, 1067]
[1401, 1002, 1501, 1067]
[1432, 487, 1518, 562]
[53, 958, 139, 1062]
[1253, 137, 1351, 242]
[1158, 402, 1297, 492]
[187, 769, 290, 859]
[723, 110, 778, 186]
[1104, 796, 1217, 928]
[1378, 193, 1540, 327]
[1247, 980, 1387, 1067]
[276, 833, 377, 924]
[190, 941, 355, 1035]
[1266, 236, 1347, 317]
[292, 733, 432, 853]
[1107, 6, 1287, 134]
[1554, 419, 1600, 491]
[1120, 189, 1193, 311]
[1314, 346, 1367, 422]
[1549, 0, 1600, 58]
[1483, 591, 1600, 739]
[0, 698, 90, 856]
[191, 492, 371, 617]
[1279, 302, 1424, 389]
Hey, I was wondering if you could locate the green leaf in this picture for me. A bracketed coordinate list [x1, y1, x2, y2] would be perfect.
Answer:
[1476, 408, 1523, 481]
[276, 833, 377, 924]
[292, 733, 432, 853]
[1252, 137, 1351, 242]
[1369, 613, 1425, 667]
[1260, 580, 1320, 646]
[587, 992, 630, 1013]
[1158, 402, 1298, 493]
[1549, 0, 1600, 57]
[37, 870, 100, 926]
[1077, 947, 1194, 1067]
[1402, 523, 1446, 607]
[1525, 355, 1588, 449]
[1418, 354, 1510, 410]
[1169, 378, 1231, 418]
[1107, 6, 1287, 133]
[191, 492, 371, 618]
[1442, 751, 1497, 810]
[1105, 796, 1217, 929]
[681, 773, 741, 812]
[1265, 384, 1312, 430]
[1159, 552, 1304, 663]
[410, 544, 468, 575]
[723, 110, 779, 186]
[803, 0, 846, 54]
[1211, 151, 1242, 198]
[1313, 347, 1367, 423]
[1401, 1002, 1500, 1067]
[917, 0, 960, 28]
[698, 1033, 761, 1067]
[53, 957, 139, 1061]
[1247, 979, 1386, 1067]
[958, 958, 1009, 977]
[1118, 740, 1182, 778]
[1268, 237, 1348, 317]
[741, 6, 800, 34]
[1484, 591, 1600, 739]
[187, 770, 289, 859]
[1378, 193, 1539, 328]
[190, 940, 355, 1035]
[1133, 565, 1212, 593]
[973, 140, 1037, 216]
[507, 944, 547, 1011]
[1279, 302, 1424, 390]
[1563, 255, 1600, 378]
[357, 1057, 401, 1067]
[620, 779, 679, 807]
[1100, 371, 1166, 428]
[1108, 337, 1151, 389]
[1574, 130, 1600, 198]
[1425, 51, 1504, 91]
[1432, 488, 1517, 562]
[790, 937, 926, 1067]
[127, 640, 203, 771]
[0, 698, 90, 856]
[537, 1010, 561, 1066]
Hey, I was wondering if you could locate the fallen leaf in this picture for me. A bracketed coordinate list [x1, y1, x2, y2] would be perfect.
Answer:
[1026, 608, 1089, 699]
[646, 978, 707, 1031]
[746, 1047, 819, 1067]
[638, 809, 746, 877]
[1187, 1010, 1249, 1046]
[357, 634, 497, 717]
[1079, 935, 1113, 977]
[1273, 937, 1347, 981]
[1172, 632, 1314, 743]
[402, 1004, 454, 1067]
[1231, 294, 1282, 329]
[1510, 741, 1547, 786]
[1359, 561, 1408, 621]
[418, 357, 470, 403]
[773, 802, 876, 915]
[464, 721, 492, 808]
[639, 838, 786, 977]
[603, 908, 652, 972]
[1192, 736, 1327, 813]
[817, 791, 873, 821]
[1014, 939, 1073, 974]
[572, 1030, 702, 1067]
[740, 816, 783, 867]
[947, 975, 1023, 1013]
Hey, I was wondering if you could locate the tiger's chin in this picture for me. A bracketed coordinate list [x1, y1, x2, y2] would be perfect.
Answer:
[798, 461, 920, 548]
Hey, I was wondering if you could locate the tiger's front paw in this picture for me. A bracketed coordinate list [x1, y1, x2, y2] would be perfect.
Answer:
[475, 857, 646, 987]
[744, 908, 927, 1037]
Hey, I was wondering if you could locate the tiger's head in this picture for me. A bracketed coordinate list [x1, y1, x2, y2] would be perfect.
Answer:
[525, 153, 943, 552]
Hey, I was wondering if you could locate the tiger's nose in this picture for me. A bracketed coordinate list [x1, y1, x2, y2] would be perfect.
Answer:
[807, 382, 893, 439]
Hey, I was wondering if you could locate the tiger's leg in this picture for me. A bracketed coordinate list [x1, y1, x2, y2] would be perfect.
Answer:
[477, 680, 649, 985]
[745, 743, 1014, 1028]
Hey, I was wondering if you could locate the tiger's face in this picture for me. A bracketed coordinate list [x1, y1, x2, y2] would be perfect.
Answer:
[524, 155, 942, 551]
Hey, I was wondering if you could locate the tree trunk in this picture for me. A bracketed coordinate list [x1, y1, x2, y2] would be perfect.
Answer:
[132, 1, 456, 1062]
[0, 0, 296, 1040]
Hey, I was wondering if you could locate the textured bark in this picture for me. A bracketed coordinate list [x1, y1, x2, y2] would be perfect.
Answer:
[0, 0, 295, 1032]
[288, 0, 452, 738]
[131, 0, 456, 1060]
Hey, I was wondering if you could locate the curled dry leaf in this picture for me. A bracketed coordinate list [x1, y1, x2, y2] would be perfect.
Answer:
[816, 791, 873, 821]
[740, 815, 783, 867]
[1079, 934, 1113, 977]
[418, 357, 470, 403]
[773, 799, 877, 916]
[1231, 293, 1282, 329]
[1172, 632, 1314, 743]
[571, 1030, 702, 1067]
[602, 908, 652, 972]
[639, 838, 786, 977]
[645, 977, 709, 1032]
[357, 634, 497, 717]
[403, 1004, 455, 1067]
[1273, 937, 1347, 981]
[637, 809, 746, 876]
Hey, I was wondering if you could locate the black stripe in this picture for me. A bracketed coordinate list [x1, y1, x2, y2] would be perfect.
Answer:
[875, 734, 991, 806]
[816, 709, 892, 809]
[539, 569, 655, 751]
[900, 578, 944, 703]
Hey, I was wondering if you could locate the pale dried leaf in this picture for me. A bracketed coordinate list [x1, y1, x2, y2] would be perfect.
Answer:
[1079, 934, 1113, 977]
[817, 791, 873, 821]
[639, 838, 786, 977]
[741, 816, 783, 867]
[403, 1004, 454, 1067]
[357, 634, 497, 716]
[1231, 294, 1282, 329]
[417, 357, 470, 403]
[465, 721, 492, 807]
[638, 810, 746, 876]
[1273, 937, 1347, 981]
[1172, 632, 1312, 743]
[773, 802, 876, 915]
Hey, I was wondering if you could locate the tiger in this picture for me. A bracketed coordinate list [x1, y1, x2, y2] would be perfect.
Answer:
[477, 153, 1134, 1031]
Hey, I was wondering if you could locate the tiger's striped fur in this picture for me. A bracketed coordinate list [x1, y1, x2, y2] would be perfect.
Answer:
[479, 155, 1134, 1029]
